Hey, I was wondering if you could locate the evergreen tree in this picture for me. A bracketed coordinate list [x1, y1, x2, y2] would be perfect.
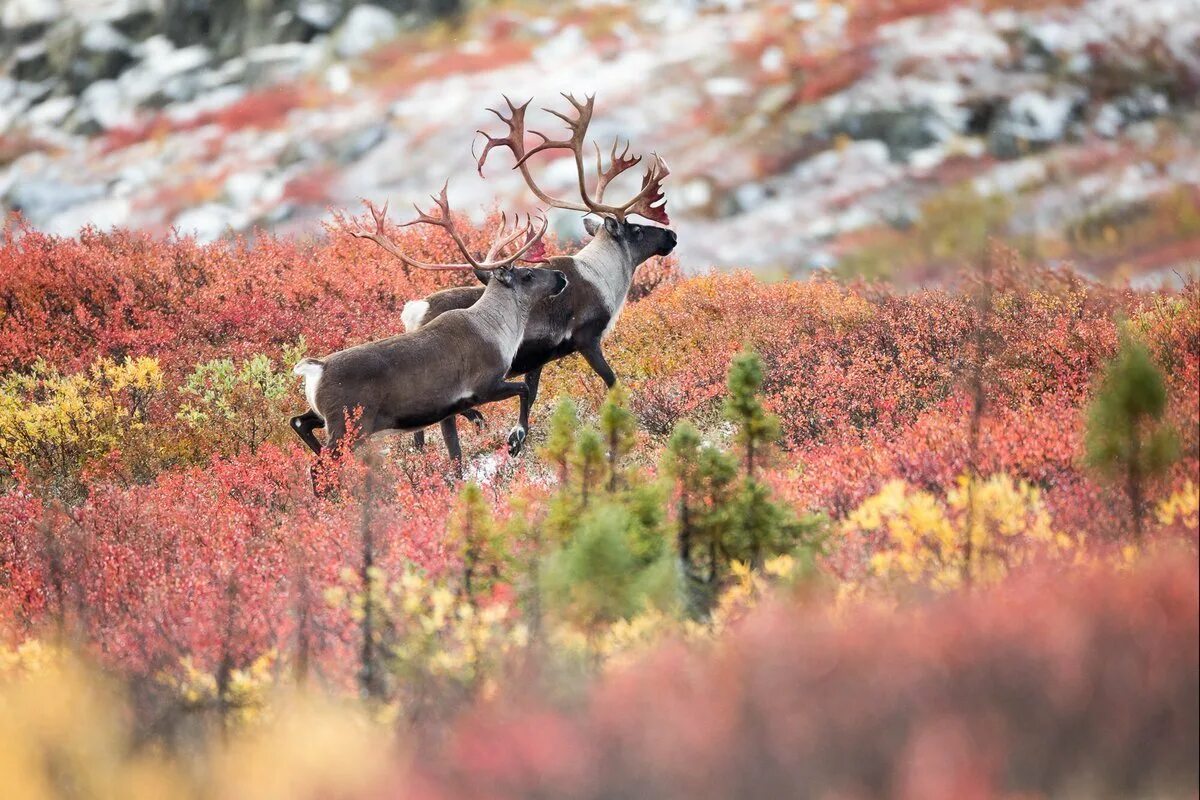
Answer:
[541, 503, 677, 657]
[662, 422, 740, 615]
[662, 422, 704, 567]
[599, 385, 638, 492]
[724, 349, 781, 476]
[573, 427, 606, 508]
[544, 398, 579, 486]
[448, 482, 507, 608]
[1085, 333, 1179, 538]
[724, 480, 823, 571]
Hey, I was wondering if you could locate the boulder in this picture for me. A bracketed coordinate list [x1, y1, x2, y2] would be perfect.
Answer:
[223, 171, 268, 210]
[70, 22, 136, 91]
[44, 196, 132, 236]
[2, 0, 62, 30]
[13, 41, 53, 82]
[987, 89, 1082, 159]
[173, 203, 247, 242]
[5, 178, 107, 223]
[71, 79, 134, 133]
[298, 0, 344, 31]
[331, 123, 387, 164]
[243, 42, 321, 84]
[26, 96, 77, 129]
[333, 4, 399, 59]
[830, 108, 943, 162]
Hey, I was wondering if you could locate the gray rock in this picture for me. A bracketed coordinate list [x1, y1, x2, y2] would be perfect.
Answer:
[2, 0, 62, 29]
[331, 123, 387, 164]
[988, 89, 1082, 158]
[223, 171, 268, 210]
[13, 41, 53, 82]
[298, 0, 343, 31]
[5, 179, 107, 222]
[105, 3, 160, 41]
[830, 108, 943, 162]
[26, 96, 76, 128]
[173, 203, 247, 242]
[198, 56, 248, 90]
[243, 41, 320, 84]
[80, 22, 132, 53]
[12, 78, 54, 105]
[333, 4, 398, 59]
[71, 22, 136, 90]
[44, 196, 132, 236]
[278, 137, 327, 168]
[72, 79, 133, 132]
[43, 18, 84, 77]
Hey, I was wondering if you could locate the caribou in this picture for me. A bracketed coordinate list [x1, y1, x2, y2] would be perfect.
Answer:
[290, 186, 566, 481]
[361, 94, 676, 457]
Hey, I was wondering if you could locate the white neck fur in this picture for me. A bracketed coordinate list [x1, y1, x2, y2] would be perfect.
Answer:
[574, 234, 632, 320]
[468, 284, 528, 364]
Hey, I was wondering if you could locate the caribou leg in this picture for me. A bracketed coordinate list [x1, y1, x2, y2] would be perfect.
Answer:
[580, 340, 617, 388]
[508, 367, 542, 456]
[414, 409, 484, 451]
[440, 417, 463, 479]
[290, 410, 325, 455]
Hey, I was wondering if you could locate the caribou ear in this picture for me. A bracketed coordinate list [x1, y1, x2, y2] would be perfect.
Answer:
[583, 217, 600, 237]
[473, 267, 492, 285]
[603, 216, 620, 237]
[492, 269, 514, 287]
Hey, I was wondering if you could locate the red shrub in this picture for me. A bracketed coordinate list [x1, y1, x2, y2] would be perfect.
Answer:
[419, 558, 1199, 799]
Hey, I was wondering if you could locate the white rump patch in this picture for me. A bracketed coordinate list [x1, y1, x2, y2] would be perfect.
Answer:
[402, 299, 430, 332]
[292, 358, 325, 419]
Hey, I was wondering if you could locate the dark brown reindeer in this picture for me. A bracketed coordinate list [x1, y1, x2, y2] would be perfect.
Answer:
[380, 94, 676, 456]
[289, 186, 566, 480]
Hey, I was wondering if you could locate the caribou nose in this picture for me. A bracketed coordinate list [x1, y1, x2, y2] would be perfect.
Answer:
[661, 228, 678, 255]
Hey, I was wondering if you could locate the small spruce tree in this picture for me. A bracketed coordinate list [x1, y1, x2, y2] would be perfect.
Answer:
[599, 385, 638, 492]
[724, 348, 781, 476]
[448, 482, 508, 609]
[1085, 333, 1179, 538]
[541, 503, 677, 660]
[544, 398, 579, 486]
[573, 428, 606, 508]
[662, 421, 704, 567]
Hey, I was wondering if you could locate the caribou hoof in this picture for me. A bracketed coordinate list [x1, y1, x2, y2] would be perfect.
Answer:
[507, 425, 527, 456]
[464, 409, 486, 430]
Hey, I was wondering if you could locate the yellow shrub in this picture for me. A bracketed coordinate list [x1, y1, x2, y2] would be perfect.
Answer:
[327, 565, 529, 706]
[0, 640, 392, 800]
[0, 357, 164, 496]
[1156, 481, 1199, 532]
[848, 475, 1077, 591]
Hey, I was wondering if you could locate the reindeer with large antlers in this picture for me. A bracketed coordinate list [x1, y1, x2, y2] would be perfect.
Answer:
[391, 94, 676, 456]
[289, 186, 566, 480]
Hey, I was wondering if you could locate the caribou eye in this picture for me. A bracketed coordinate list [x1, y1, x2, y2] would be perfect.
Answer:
[523, 274, 532, 282]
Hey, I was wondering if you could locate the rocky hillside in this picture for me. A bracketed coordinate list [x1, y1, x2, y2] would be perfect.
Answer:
[2, 0, 1198, 282]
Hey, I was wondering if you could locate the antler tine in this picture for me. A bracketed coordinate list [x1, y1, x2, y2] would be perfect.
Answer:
[480, 210, 550, 267]
[484, 211, 538, 263]
[476, 95, 589, 213]
[346, 197, 467, 271]
[620, 153, 671, 225]
[595, 136, 642, 204]
[478, 93, 669, 223]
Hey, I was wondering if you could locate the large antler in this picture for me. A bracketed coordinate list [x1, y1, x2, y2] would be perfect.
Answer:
[344, 185, 547, 272]
[475, 94, 670, 225]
